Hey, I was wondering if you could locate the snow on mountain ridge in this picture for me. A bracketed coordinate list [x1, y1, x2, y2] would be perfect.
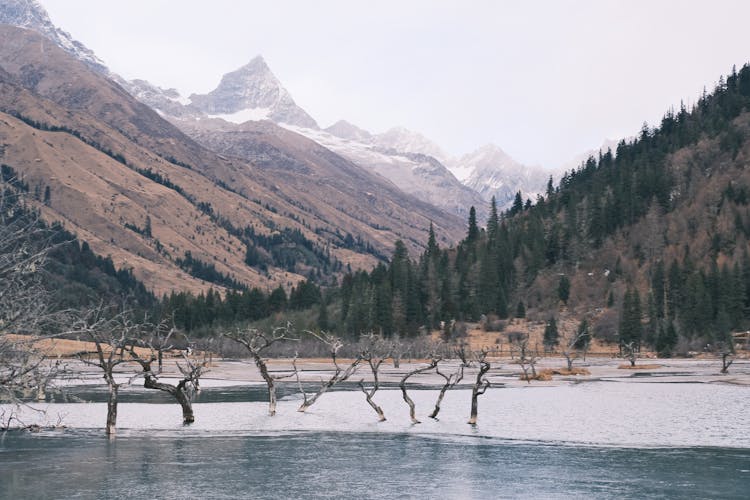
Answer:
[0, 0, 107, 73]
[373, 126, 450, 165]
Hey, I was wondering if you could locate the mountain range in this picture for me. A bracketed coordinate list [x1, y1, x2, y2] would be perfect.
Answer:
[0, 0, 614, 298]
[0, 10, 467, 296]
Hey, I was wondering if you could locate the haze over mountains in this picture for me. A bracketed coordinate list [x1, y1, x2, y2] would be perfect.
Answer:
[0, 0, 623, 299]
[0, 0, 474, 296]
[2, 0, 616, 219]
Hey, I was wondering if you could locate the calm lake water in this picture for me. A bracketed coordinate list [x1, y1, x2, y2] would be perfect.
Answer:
[2, 431, 749, 499]
[2, 381, 750, 498]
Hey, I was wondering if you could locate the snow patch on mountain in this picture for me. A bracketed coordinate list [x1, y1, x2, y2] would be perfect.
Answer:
[189, 56, 318, 129]
[284, 124, 486, 219]
[452, 144, 550, 208]
[207, 107, 273, 124]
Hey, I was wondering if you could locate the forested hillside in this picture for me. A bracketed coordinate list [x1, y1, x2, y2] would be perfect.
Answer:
[334, 64, 750, 355]
[0, 171, 155, 315]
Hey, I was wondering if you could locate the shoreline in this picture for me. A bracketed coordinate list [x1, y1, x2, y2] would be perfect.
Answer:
[44, 355, 750, 388]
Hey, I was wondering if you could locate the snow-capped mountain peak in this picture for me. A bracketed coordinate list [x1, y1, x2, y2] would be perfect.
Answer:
[373, 126, 450, 164]
[325, 120, 374, 142]
[0, 0, 107, 73]
[450, 143, 549, 208]
[189, 56, 318, 128]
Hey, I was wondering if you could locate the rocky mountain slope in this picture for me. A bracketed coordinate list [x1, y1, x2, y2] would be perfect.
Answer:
[142, 55, 486, 220]
[0, 24, 464, 297]
[188, 56, 318, 129]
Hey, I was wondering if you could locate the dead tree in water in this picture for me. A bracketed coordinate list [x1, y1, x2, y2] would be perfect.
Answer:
[296, 331, 361, 412]
[514, 336, 538, 383]
[399, 358, 439, 424]
[74, 310, 141, 438]
[717, 342, 734, 374]
[358, 334, 391, 421]
[128, 329, 207, 424]
[562, 327, 590, 371]
[468, 348, 491, 426]
[621, 341, 639, 367]
[0, 181, 70, 405]
[224, 325, 297, 416]
[429, 345, 466, 419]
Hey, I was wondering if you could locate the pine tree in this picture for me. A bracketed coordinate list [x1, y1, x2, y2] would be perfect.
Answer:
[656, 320, 678, 357]
[144, 215, 152, 238]
[543, 317, 559, 350]
[575, 318, 590, 350]
[515, 300, 526, 319]
[486, 197, 499, 243]
[651, 260, 666, 318]
[426, 222, 439, 260]
[467, 206, 479, 243]
[558, 275, 571, 304]
[510, 191, 524, 216]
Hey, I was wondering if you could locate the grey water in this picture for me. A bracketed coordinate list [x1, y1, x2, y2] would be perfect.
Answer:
[2, 430, 749, 499]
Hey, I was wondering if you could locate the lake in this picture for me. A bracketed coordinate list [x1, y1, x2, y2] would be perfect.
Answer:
[2, 381, 750, 498]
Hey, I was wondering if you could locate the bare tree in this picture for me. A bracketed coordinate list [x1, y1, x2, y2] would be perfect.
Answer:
[513, 336, 539, 383]
[0, 181, 69, 404]
[717, 342, 734, 374]
[429, 345, 466, 419]
[357, 334, 392, 422]
[73, 309, 143, 438]
[127, 327, 208, 424]
[296, 331, 361, 412]
[391, 336, 402, 368]
[621, 341, 639, 367]
[224, 325, 297, 416]
[399, 357, 439, 424]
[468, 348, 491, 425]
[561, 327, 590, 371]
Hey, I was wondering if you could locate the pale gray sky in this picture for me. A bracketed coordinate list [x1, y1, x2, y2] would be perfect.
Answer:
[42, 0, 750, 168]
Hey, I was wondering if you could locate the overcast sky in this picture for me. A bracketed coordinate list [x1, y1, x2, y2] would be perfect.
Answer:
[42, 0, 750, 168]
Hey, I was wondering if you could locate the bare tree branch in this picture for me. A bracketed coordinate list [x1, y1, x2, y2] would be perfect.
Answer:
[429, 344, 466, 419]
[357, 333, 391, 422]
[296, 331, 361, 412]
[399, 357, 439, 424]
[224, 324, 298, 416]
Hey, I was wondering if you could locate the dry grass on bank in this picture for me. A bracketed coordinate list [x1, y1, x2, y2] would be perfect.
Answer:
[3, 334, 173, 359]
[519, 366, 592, 381]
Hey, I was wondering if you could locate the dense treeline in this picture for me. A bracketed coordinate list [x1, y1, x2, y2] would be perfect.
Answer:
[160, 280, 322, 332]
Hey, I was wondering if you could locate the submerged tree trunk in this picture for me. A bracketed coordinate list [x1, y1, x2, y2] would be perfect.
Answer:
[224, 326, 296, 418]
[721, 352, 734, 374]
[468, 358, 490, 426]
[254, 353, 277, 416]
[429, 363, 464, 419]
[399, 360, 438, 424]
[360, 381, 386, 421]
[359, 357, 387, 421]
[106, 380, 118, 438]
[143, 375, 195, 424]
